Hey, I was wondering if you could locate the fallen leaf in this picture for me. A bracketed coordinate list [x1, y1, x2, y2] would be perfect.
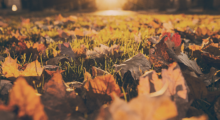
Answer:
[0, 80, 12, 95]
[58, 43, 76, 61]
[43, 69, 66, 98]
[97, 93, 177, 120]
[1, 55, 44, 78]
[183, 73, 207, 99]
[1, 55, 20, 78]
[21, 59, 44, 76]
[84, 73, 122, 98]
[115, 53, 151, 80]
[9, 77, 48, 120]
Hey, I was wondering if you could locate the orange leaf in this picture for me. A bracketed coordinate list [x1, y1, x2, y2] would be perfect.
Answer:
[11, 30, 27, 41]
[1, 56, 44, 78]
[188, 44, 202, 52]
[162, 62, 188, 100]
[43, 69, 66, 98]
[1, 55, 20, 78]
[84, 73, 121, 98]
[32, 43, 46, 53]
[21, 17, 30, 26]
[21, 60, 44, 76]
[97, 93, 177, 120]
[9, 77, 48, 120]
[0, 21, 8, 27]
[74, 28, 84, 36]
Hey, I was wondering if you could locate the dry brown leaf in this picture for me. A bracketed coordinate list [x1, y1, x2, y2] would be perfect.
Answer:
[97, 93, 177, 120]
[138, 62, 188, 100]
[162, 62, 188, 100]
[183, 73, 207, 99]
[84, 73, 122, 98]
[9, 77, 47, 120]
[43, 69, 66, 98]
[138, 70, 164, 95]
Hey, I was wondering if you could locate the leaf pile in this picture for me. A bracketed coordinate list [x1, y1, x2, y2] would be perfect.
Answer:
[1, 13, 220, 120]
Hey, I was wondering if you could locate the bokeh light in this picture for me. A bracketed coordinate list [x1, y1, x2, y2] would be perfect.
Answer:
[12, 5, 18, 11]
[96, 0, 126, 10]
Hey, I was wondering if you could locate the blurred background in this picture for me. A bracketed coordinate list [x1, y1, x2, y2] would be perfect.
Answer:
[0, 0, 220, 13]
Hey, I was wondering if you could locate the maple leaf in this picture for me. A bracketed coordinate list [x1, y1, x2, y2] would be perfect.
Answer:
[161, 62, 188, 100]
[1, 55, 20, 78]
[97, 93, 177, 120]
[138, 62, 189, 119]
[1, 55, 44, 78]
[9, 77, 48, 120]
[114, 53, 151, 80]
[58, 42, 77, 61]
[43, 69, 66, 98]
[84, 73, 122, 98]
[21, 60, 44, 76]
[138, 70, 164, 95]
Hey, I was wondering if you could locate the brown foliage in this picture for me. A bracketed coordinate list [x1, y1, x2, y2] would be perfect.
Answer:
[84, 72, 122, 98]
[97, 93, 177, 120]
[43, 69, 66, 98]
[138, 62, 188, 100]
[9, 77, 47, 120]
[1, 55, 44, 78]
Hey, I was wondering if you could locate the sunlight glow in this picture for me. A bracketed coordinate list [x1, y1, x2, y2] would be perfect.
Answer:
[91, 10, 136, 16]
[12, 4, 17, 11]
[96, 0, 126, 10]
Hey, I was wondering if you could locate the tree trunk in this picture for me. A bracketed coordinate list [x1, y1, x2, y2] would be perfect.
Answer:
[177, 0, 188, 11]
[203, 0, 214, 10]
[158, 0, 169, 11]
